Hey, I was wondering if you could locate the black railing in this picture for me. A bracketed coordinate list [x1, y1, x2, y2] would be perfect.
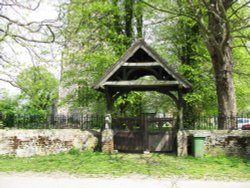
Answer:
[0, 112, 249, 130]
[184, 116, 219, 130]
[0, 113, 105, 130]
[184, 115, 250, 130]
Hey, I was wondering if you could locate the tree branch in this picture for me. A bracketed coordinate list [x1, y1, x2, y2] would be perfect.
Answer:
[0, 78, 19, 89]
[218, 0, 231, 48]
[229, 1, 250, 19]
[0, 0, 42, 11]
[0, 23, 11, 42]
[140, 0, 177, 15]
[232, 24, 250, 33]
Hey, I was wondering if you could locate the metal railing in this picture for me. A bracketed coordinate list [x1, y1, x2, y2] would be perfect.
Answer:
[1, 112, 249, 130]
[184, 116, 219, 130]
[0, 113, 105, 130]
[184, 115, 250, 130]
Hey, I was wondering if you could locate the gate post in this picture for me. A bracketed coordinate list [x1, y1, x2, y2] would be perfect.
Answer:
[101, 114, 114, 153]
[177, 130, 188, 156]
[177, 89, 184, 130]
[143, 115, 149, 153]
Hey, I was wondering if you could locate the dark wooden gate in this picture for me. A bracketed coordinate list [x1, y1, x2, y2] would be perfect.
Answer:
[112, 116, 176, 152]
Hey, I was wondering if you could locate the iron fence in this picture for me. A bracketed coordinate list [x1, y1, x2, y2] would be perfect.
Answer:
[0, 112, 249, 130]
[184, 116, 219, 130]
[184, 115, 250, 130]
[0, 113, 105, 130]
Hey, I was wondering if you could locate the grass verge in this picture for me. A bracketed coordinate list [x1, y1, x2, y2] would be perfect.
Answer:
[0, 150, 249, 180]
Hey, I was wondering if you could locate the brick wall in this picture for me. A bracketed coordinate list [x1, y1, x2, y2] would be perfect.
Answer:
[0, 129, 99, 157]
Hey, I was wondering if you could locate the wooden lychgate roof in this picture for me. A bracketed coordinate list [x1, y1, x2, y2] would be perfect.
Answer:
[93, 39, 192, 93]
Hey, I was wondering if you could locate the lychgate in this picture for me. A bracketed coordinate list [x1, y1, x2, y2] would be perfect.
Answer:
[93, 39, 192, 152]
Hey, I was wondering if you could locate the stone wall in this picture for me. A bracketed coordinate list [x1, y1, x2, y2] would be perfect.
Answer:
[0, 129, 99, 157]
[177, 130, 250, 157]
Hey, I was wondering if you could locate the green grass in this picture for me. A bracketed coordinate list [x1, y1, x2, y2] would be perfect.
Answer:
[0, 150, 249, 180]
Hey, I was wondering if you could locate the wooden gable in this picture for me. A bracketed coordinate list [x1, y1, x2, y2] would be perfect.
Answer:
[93, 39, 192, 93]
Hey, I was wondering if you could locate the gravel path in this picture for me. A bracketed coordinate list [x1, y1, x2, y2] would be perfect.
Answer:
[0, 172, 250, 188]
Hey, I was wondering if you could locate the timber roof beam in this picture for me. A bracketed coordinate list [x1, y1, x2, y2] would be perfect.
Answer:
[93, 38, 192, 93]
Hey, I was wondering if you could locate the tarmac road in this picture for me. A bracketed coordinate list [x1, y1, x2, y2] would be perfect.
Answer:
[0, 173, 250, 188]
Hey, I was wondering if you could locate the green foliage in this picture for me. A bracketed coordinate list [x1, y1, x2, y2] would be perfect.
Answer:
[1, 66, 60, 128]
[61, 0, 144, 113]
[16, 66, 58, 116]
[0, 121, 3, 129]
[114, 92, 143, 116]
[146, 0, 250, 129]
[68, 148, 81, 156]
[141, 91, 175, 114]
[230, 2, 250, 114]
[0, 151, 249, 179]
[0, 92, 54, 128]
[151, 7, 217, 118]
[0, 92, 19, 127]
[113, 90, 176, 117]
[61, 0, 250, 119]
[233, 43, 250, 114]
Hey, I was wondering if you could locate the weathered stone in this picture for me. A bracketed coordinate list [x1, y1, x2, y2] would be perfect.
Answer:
[177, 130, 189, 157]
[101, 129, 114, 153]
[177, 130, 250, 157]
[0, 129, 99, 157]
[82, 131, 98, 150]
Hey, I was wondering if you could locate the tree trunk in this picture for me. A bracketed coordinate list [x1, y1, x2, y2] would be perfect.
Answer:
[209, 46, 236, 129]
[135, 0, 143, 38]
[205, 0, 236, 129]
[124, 0, 134, 40]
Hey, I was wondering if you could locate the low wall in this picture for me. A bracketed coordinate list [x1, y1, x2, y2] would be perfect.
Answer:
[177, 130, 250, 157]
[0, 129, 99, 157]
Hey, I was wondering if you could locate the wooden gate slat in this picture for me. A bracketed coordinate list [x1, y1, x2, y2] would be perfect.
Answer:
[148, 132, 175, 152]
[113, 116, 176, 152]
[114, 131, 144, 151]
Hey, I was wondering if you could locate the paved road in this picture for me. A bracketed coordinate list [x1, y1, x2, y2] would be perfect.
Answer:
[0, 173, 250, 188]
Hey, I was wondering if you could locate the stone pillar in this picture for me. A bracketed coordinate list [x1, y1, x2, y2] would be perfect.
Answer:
[101, 114, 114, 153]
[101, 129, 114, 153]
[104, 114, 112, 129]
[177, 130, 188, 157]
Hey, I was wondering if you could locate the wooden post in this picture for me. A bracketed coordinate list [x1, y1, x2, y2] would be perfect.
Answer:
[102, 89, 114, 153]
[105, 90, 114, 113]
[178, 89, 184, 130]
[143, 114, 149, 153]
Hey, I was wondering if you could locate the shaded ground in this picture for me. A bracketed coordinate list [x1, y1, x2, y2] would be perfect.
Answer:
[0, 172, 250, 188]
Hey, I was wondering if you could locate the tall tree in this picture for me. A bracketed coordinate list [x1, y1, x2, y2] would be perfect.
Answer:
[151, 4, 217, 127]
[0, 91, 19, 127]
[142, 0, 250, 129]
[61, 0, 144, 112]
[16, 66, 58, 115]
